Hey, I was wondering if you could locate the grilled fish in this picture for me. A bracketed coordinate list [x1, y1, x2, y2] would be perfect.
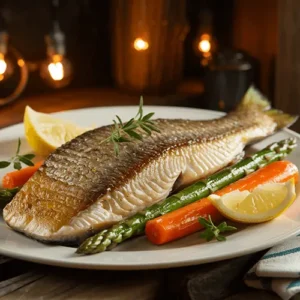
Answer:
[3, 87, 297, 245]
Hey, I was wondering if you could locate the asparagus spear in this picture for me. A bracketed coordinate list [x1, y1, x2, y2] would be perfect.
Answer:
[76, 138, 297, 254]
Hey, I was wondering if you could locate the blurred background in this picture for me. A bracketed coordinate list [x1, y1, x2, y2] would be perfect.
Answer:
[0, 0, 298, 131]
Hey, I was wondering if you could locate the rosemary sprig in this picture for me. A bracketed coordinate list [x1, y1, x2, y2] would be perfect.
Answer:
[199, 215, 237, 242]
[0, 138, 35, 170]
[102, 96, 160, 156]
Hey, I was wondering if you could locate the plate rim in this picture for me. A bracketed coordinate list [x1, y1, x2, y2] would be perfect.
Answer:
[0, 105, 226, 131]
[0, 105, 300, 270]
[0, 224, 299, 270]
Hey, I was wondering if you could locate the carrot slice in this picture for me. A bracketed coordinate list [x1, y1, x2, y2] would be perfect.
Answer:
[145, 160, 299, 245]
[2, 161, 43, 189]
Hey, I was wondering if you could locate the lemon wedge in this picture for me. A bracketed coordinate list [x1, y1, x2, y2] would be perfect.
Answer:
[24, 106, 90, 156]
[208, 179, 296, 224]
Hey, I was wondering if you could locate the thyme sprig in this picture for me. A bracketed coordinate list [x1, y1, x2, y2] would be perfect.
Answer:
[102, 96, 160, 156]
[0, 138, 35, 170]
[199, 215, 237, 242]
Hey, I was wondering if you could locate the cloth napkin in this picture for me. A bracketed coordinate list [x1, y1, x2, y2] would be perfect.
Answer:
[244, 234, 300, 300]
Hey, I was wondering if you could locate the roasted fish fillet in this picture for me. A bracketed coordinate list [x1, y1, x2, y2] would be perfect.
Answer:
[3, 87, 297, 245]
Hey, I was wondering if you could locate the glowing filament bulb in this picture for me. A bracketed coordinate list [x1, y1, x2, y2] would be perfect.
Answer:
[48, 61, 64, 81]
[198, 40, 211, 53]
[0, 53, 7, 75]
[133, 38, 149, 51]
[198, 34, 212, 54]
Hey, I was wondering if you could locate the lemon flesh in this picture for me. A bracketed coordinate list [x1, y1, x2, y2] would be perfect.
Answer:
[24, 106, 90, 156]
[208, 180, 296, 224]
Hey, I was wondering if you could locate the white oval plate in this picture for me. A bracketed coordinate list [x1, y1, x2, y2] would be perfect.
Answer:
[0, 105, 300, 270]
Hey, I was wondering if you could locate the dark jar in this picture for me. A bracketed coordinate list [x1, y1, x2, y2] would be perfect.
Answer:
[204, 50, 256, 111]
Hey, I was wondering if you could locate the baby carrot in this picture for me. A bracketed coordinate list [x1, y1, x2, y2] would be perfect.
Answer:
[145, 160, 299, 245]
[2, 161, 43, 189]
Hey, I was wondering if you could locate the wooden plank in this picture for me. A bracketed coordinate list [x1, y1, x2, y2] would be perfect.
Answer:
[0, 258, 37, 282]
[232, 0, 278, 99]
[1, 269, 163, 300]
[0, 88, 186, 129]
[275, 0, 300, 132]
[0, 272, 44, 298]
[0, 255, 281, 300]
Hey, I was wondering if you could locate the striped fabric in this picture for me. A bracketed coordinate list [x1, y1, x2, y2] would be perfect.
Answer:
[244, 235, 300, 300]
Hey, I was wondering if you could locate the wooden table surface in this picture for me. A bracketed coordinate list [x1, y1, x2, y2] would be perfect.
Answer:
[0, 88, 281, 300]
[0, 88, 186, 129]
[0, 80, 207, 129]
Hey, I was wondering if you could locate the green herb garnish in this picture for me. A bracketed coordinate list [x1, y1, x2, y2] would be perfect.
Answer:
[0, 187, 20, 208]
[102, 96, 160, 156]
[199, 215, 237, 242]
[0, 138, 35, 170]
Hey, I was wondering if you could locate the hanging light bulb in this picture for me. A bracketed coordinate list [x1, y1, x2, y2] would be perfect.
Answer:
[133, 38, 149, 51]
[0, 53, 7, 75]
[198, 34, 211, 53]
[48, 54, 63, 81]
[0, 31, 14, 82]
[40, 30, 72, 88]
[194, 9, 216, 66]
[40, 46, 72, 88]
[41, 52, 72, 87]
[40, 0, 72, 88]
[0, 8, 28, 106]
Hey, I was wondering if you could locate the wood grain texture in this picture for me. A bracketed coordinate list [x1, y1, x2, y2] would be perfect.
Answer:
[111, 0, 188, 94]
[0, 88, 186, 130]
[1, 268, 162, 300]
[275, 0, 300, 133]
[233, 0, 277, 98]
[0, 252, 281, 299]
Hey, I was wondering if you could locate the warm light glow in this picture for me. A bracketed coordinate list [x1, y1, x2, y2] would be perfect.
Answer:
[48, 61, 64, 81]
[203, 52, 211, 58]
[41, 54, 72, 88]
[17, 59, 25, 67]
[133, 38, 149, 51]
[0, 53, 7, 75]
[198, 39, 211, 53]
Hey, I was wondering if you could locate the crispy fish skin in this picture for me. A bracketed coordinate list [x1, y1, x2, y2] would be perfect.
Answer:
[3, 88, 296, 245]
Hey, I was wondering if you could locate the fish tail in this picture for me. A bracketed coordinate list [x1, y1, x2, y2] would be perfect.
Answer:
[237, 85, 271, 111]
[237, 85, 298, 130]
[264, 109, 298, 130]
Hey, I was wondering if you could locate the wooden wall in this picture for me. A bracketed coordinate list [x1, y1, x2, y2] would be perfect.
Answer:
[276, 0, 300, 132]
[0, 0, 112, 95]
[232, 0, 277, 101]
